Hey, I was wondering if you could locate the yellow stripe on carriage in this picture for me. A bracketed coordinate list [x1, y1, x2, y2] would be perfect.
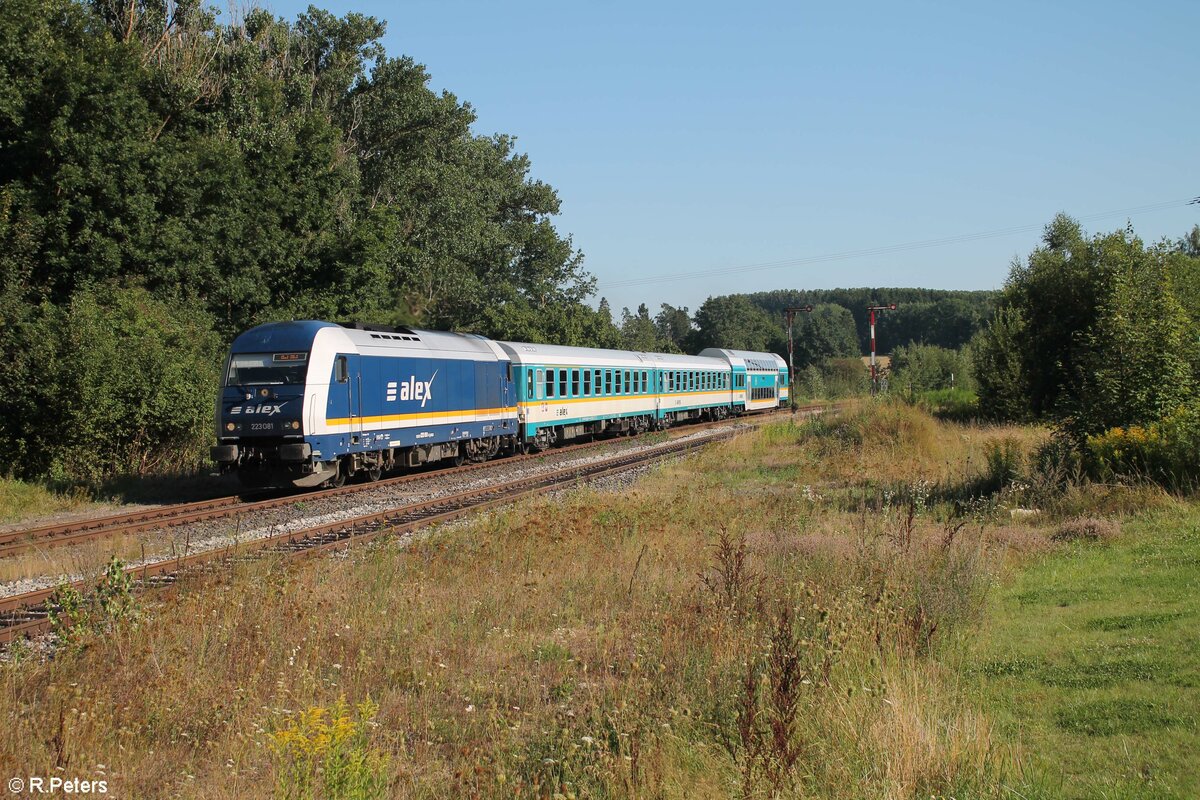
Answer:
[326, 406, 515, 426]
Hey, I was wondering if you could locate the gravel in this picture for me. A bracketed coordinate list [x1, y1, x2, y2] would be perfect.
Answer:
[0, 422, 752, 600]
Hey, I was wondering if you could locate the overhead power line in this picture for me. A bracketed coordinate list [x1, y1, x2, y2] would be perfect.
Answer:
[596, 197, 1195, 291]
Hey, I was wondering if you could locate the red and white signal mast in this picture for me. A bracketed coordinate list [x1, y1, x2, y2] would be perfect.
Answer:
[866, 303, 897, 394]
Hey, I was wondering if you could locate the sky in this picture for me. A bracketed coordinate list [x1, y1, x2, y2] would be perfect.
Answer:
[263, 0, 1199, 315]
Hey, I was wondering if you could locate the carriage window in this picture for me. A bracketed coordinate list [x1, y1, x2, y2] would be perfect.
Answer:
[527, 370, 534, 398]
[572, 369, 580, 397]
[642, 371, 648, 393]
[546, 368, 555, 398]
[560, 370, 568, 398]
[584, 369, 592, 396]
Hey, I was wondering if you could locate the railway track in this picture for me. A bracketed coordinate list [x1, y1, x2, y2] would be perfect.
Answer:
[0, 404, 832, 559]
[0, 421, 771, 644]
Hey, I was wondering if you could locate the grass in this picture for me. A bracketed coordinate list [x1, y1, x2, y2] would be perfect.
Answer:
[965, 507, 1200, 799]
[0, 477, 89, 525]
[0, 402, 1194, 798]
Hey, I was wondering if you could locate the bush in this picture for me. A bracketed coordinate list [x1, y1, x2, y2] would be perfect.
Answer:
[1085, 403, 1200, 490]
[0, 283, 223, 485]
[821, 357, 869, 398]
[891, 343, 974, 395]
[914, 387, 980, 422]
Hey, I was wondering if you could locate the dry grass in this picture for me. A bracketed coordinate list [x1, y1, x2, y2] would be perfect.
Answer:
[0, 405, 1048, 798]
[0, 478, 90, 526]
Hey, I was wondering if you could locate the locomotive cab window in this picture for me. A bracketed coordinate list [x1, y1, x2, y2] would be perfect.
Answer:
[334, 355, 348, 384]
[226, 353, 311, 386]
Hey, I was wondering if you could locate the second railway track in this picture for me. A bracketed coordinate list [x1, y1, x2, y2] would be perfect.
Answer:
[0, 420, 780, 644]
[0, 404, 833, 559]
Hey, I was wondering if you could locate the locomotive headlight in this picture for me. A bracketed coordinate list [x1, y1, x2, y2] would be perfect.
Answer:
[225, 422, 236, 432]
[291, 420, 300, 430]
[259, 388, 270, 398]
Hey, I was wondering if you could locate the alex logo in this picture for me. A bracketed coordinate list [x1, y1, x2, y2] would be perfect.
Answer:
[230, 403, 286, 416]
[386, 371, 436, 408]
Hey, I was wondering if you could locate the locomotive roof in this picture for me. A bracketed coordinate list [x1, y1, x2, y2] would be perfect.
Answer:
[230, 321, 506, 361]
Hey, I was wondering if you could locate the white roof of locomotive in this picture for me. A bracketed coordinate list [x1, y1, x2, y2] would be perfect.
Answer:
[338, 326, 507, 361]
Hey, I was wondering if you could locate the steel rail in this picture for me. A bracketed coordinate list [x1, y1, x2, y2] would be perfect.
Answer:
[0, 424, 762, 644]
[0, 404, 832, 558]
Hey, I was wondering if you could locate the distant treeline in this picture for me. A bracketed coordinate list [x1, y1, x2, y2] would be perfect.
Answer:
[0, 0, 1007, 485]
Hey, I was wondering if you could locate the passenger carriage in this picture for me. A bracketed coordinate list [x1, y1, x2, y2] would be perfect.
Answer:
[699, 349, 789, 412]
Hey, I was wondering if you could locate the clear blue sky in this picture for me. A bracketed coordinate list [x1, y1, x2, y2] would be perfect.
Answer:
[263, 0, 1198, 315]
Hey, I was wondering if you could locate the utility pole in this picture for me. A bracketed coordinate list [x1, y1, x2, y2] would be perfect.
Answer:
[866, 303, 897, 394]
[784, 305, 813, 410]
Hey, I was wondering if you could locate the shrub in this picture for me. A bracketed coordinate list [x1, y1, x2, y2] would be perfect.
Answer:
[270, 696, 391, 800]
[1052, 517, 1120, 543]
[821, 357, 869, 398]
[914, 387, 980, 421]
[892, 343, 974, 394]
[0, 283, 223, 485]
[1085, 402, 1200, 490]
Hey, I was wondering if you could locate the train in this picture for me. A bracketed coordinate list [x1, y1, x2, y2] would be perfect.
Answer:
[210, 321, 788, 488]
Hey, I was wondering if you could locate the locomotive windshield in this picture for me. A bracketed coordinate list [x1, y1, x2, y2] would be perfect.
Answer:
[225, 353, 309, 386]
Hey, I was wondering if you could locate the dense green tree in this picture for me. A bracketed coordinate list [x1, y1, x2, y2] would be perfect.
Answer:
[789, 304, 858, 368]
[620, 303, 663, 352]
[0, 284, 222, 483]
[689, 295, 781, 353]
[974, 216, 1196, 433]
[0, 0, 601, 483]
[971, 307, 1030, 421]
[1071, 234, 1193, 435]
[654, 304, 692, 351]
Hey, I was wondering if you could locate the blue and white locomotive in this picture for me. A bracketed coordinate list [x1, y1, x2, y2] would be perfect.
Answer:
[212, 321, 517, 487]
[211, 321, 788, 487]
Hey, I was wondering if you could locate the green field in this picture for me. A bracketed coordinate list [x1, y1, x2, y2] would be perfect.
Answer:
[968, 508, 1200, 798]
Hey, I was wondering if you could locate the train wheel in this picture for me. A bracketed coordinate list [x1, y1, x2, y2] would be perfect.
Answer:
[366, 465, 382, 482]
[327, 462, 346, 489]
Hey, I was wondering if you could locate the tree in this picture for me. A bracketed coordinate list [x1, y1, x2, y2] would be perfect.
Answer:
[972, 307, 1030, 421]
[690, 295, 782, 354]
[619, 304, 662, 351]
[1071, 234, 1193, 435]
[654, 304, 691, 352]
[790, 304, 858, 368]
[974, 216, 1196, 432]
